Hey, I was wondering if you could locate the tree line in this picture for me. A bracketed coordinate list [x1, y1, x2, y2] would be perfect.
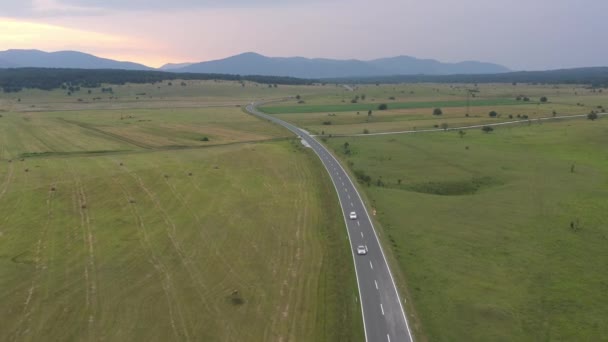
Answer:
[0, 68, 317, 93]
[326, 67, 608, 87]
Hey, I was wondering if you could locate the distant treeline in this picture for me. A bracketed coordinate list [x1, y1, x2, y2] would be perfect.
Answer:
[327, 67, 608, 87]
[0, 68, 317, 93]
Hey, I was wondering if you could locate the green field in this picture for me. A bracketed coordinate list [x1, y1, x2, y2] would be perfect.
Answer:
[0, 98, 363, 341]
[260, 99, 520, 114]
[262, 83, 607, 135]
[324, 118, 608, 341]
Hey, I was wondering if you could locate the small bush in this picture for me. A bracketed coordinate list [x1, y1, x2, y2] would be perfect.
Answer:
[378, 103, 388, 110]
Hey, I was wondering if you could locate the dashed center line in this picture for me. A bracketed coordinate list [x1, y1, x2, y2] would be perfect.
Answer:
[380, 303, 385, 315]
[357, 221, 360, 226]
[369, 261, 374, 270]
[350, 202, 354, 207]
[360, 232, 364, 238]
[375, 280, 379, 290]
[387, 334, 391, 342]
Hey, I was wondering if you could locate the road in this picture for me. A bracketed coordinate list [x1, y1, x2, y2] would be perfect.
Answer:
[246, 102, 413, 342]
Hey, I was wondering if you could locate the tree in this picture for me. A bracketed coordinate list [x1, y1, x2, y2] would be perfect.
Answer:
[540, 96, 548, 103]
[482, 126, 494, 133]
[343, 142, 350, 150]
[363, 128, 370, 134]
[433, 108, 443, 116]
[440, 123, 449, 130]
[489, 111, 498, 117]
[458, 130, 466, 138]
[368, 110, 372, 116]
[587, 112, 599, 120]
[296, 94, 301, 100]
[378, 103, 388, 110]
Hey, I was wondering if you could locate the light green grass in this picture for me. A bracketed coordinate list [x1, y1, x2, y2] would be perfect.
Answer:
[0, 107, 363, 341]
[262, 83, 608, 135]
[260, 99, 521, 114]
[324, 118, 608, 341]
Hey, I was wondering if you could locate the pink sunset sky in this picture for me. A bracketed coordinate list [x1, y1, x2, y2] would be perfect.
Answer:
[1, 0, 606, 69]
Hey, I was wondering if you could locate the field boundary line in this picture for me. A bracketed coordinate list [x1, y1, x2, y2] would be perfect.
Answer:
[319, 112, 608, 137]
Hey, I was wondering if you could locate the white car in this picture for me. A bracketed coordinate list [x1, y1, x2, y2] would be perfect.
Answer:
[349, 211, 357, 220]
[356, 245, 367, 255]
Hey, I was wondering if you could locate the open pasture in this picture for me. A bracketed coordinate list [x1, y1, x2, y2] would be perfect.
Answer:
[262, 83, 608, 135]
[324, 118, 608, 341]
[0, 101, 362, 341]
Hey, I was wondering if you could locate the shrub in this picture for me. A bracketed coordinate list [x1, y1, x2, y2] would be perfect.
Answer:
[433, 108, 443, 116]
[378, 103, 388, 110]
[489, 111, 498, 118]
[482, 126, 494, 133]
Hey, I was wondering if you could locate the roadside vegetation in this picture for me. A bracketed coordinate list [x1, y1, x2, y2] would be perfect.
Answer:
[323, 118, 608, 340]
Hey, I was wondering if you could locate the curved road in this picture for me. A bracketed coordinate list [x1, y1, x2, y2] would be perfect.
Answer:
[246, 103, 414, 342]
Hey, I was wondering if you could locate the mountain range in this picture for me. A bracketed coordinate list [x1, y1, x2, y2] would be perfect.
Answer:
[173, 52, 510, 78]
[0, 50, 151, 71]
[0, 49, 510, 78]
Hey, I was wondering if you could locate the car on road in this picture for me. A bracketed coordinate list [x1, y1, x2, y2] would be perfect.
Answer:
[356, 245, 367, 255]
[349, 211, 357, 220]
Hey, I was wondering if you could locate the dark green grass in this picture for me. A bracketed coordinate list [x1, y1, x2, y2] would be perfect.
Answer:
[324, 119, 608, 341]
[261, 98, 522, 114]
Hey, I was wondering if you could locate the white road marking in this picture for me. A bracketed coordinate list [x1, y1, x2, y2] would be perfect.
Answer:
[350, 202, 354, 207]
[369, 261, 373, 269]
[345, 188, 348, 192]
[348, 195, 351, 199]
[342, 182, 345, 186]
[375, 280, 378, 290]
[380, 303, 385, 315]
[387, 334, 391, 342]
[361, 232, 364, 238]
[357, 221, 360, 226]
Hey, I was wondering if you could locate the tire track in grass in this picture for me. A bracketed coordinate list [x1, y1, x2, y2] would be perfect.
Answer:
[0, 162, 13, 201]
[121, 163, 233, 340]
[12, 180, 56, 341]
[152, 156, 249, 291]
[110, 174, 184, 340]
[66, 165, 99, 341]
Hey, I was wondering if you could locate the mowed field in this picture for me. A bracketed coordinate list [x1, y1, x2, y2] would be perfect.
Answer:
[0, 96, 363, 341]
[0, 80, 332, 113]
[324, 118, 608, 341]
[261, 83, 608, 135]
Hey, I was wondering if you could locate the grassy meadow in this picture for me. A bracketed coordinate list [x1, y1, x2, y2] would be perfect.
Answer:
[324, 118, 608, 341]
[261, 83, 607, 135]
[0, 84, 363, 341]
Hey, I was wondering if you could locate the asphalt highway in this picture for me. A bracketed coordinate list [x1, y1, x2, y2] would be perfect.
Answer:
[246, 103, 413, 342]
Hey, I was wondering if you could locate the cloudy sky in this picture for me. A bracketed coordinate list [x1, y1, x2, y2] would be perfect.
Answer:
[1, 0, 606, 70]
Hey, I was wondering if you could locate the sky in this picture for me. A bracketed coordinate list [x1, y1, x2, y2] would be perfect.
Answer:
[0, 0, 606, 70]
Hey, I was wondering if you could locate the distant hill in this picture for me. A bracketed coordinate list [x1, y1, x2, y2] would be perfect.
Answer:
[160, 62, 194, 71]
[0, 58, 17, 68]
[0, 49, 151, 70]
[173, 52, 510, 78]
